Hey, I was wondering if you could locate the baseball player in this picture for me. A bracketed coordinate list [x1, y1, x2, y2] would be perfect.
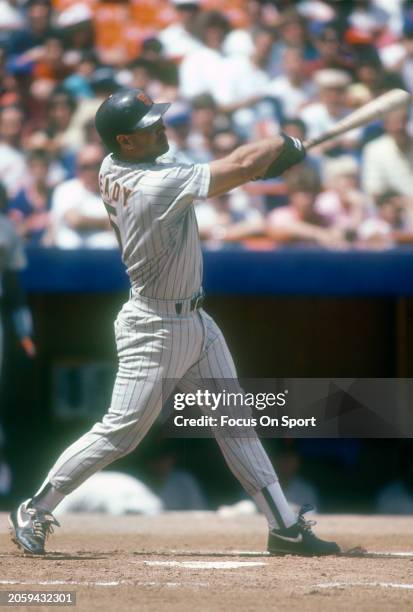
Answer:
[0, 182, 35, 380]
[10, 89, 340, 557]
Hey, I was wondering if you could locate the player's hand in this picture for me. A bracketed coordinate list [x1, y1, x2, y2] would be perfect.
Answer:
[20, 336, 36, 358]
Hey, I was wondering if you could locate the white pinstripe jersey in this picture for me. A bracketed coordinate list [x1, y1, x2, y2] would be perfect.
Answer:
[99, 154, 211, 300]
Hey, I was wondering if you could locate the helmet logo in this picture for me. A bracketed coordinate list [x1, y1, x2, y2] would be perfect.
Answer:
[137, 92, 151, 106]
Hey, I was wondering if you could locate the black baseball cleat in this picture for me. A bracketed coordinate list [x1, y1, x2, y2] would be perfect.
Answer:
[267, 504, 341, 556]
[9, 499, 60, 555]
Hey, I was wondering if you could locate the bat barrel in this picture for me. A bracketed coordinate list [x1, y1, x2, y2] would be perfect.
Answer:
[302, 89, 412, 151]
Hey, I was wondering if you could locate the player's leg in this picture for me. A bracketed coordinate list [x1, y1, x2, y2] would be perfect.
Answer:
[179, 311, 296, 530]
[10, 307, 205, 554]
[179, 310, 340, 556]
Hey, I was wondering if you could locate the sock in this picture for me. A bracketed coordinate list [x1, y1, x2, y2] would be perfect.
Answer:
[31, 482, 65, 513]
[253, 481, 297, 531]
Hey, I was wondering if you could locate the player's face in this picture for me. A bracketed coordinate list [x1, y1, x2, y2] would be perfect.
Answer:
[118, 118, 169, 161]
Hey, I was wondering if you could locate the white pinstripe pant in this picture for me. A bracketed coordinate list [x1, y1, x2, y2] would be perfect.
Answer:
[46, 296, 278, 497]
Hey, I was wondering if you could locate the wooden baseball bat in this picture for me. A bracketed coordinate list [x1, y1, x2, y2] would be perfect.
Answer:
[303, 88, 411, 150]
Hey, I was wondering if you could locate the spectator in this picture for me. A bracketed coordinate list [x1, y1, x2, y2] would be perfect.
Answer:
[164, 102, 202, 164]
[158, 0, 202, 62]
[195, 130, 265, 244]
[186, 94, 224, 163]
[45, 144, 116, 249]
[62, 67, 120, 152]
[361, 107, 413, 198]
[179, 11, 230, 100]
[316, 155, 370, 235]
[8, 149, 52, 245]
[8, 0, 53, 56]
[0, 181, 35, 371]
[354, 48, 386, 97]
[300, 68, 354, 154]
[347, 0, 390, 44]
[0, 1, 24, 44]
[45, 88, 78, 155]
[266, 47, 317, 120]
[62, 50, 98, 100]
[30, 33, 72, 101]
[23, 130, 74, 187]
[216, 27, 274, 114]
[282, 117, 321, 177]
[125, 57, 155, 93]
[266, 165, 346, 248]
[310, 22, 355, 74]
[358, 191, 404, 249]
[56, 2, 94, 65]
[380, 18, 413, 92]
[0, 105, 27, 198]
[267, 8, 317, 77]
[223, 0, 279, 59]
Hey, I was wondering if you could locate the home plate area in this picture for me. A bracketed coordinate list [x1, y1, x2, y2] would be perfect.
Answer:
[1, 513, 412, 611]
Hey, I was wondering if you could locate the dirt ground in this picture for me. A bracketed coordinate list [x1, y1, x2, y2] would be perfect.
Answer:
[0, 512, 412, 611]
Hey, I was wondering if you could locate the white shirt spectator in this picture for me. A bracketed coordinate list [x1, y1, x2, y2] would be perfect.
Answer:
[215, 56, 270, 107]
[223, 28, 254, 58]
[179, 47, 225, 100]
[159, 22, 203, 60]
[300, 102, 345, 142]
[372, 0, 403, 36]
[380, 43, 413, 93]
[348, 2, 389, 36]
[49, 178, 117, 249]
[362, 135, 413, 196]
[0, 0, 24, 30]
[0, 144, 26, 198]
[266, 75, 316, 119]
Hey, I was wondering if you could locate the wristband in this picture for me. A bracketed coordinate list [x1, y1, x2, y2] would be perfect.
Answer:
[259, 134, 306, 180]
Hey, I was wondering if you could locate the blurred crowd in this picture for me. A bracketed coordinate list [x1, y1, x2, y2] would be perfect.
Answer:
[1, 0, 413, 250]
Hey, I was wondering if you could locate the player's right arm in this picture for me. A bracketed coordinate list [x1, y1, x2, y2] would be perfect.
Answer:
[208, 135, 305, 198]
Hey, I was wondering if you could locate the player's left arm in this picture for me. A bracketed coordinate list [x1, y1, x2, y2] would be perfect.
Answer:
[208, 134, 305, 198]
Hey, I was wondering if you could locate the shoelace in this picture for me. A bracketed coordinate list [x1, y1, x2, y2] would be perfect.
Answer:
[27, 509, 60, 541]
[297, 504, 317, 534]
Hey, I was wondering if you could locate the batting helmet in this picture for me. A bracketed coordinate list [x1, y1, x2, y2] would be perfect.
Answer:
[95, 88, 170, 152]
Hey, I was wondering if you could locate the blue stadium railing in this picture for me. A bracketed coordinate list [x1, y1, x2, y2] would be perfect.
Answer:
[21, 247, 413, 296]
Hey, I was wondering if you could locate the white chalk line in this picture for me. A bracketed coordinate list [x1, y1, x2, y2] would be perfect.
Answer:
[0, 579, 208, 588]
[314, 582, 413, 590]
[141, 560, 266, 569]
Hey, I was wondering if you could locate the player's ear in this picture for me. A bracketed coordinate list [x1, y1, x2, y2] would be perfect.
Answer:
[116, 134, 133, 150]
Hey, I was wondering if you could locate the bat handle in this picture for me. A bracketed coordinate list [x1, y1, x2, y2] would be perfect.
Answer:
[303, 136, 327, 150]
